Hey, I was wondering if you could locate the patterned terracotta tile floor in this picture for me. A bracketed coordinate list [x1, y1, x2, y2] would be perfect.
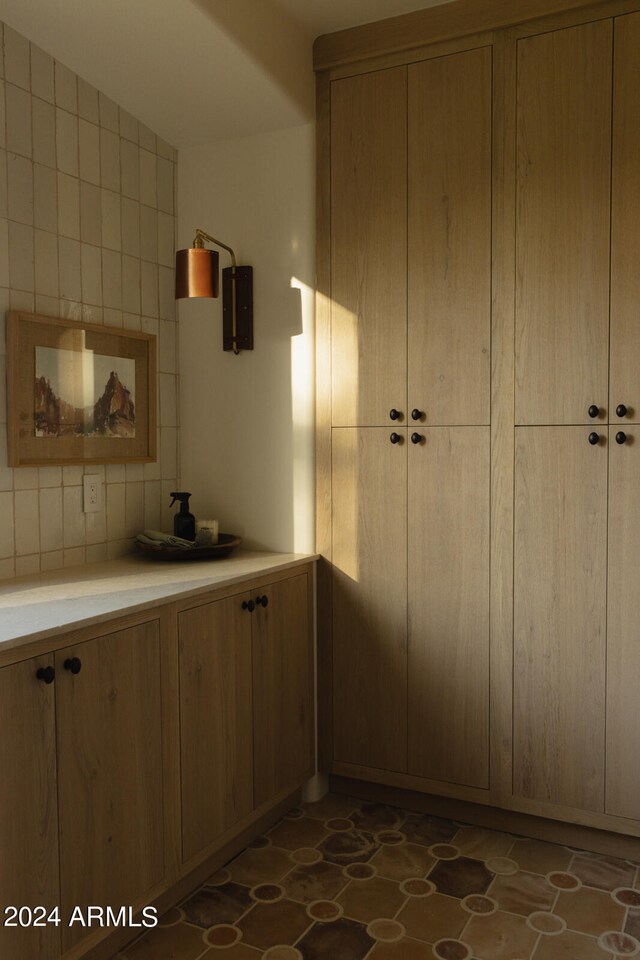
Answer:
[116, 794, 640, 960]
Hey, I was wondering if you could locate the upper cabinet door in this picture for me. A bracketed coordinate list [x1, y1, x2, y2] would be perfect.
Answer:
[610, 13, 640, 424]
[331, 68, 407, 426]
[408, 48, 492, 426]
[515, 22, 612, 425]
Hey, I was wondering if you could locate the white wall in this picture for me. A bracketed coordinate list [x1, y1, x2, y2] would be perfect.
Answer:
[178, 124, 315, 553]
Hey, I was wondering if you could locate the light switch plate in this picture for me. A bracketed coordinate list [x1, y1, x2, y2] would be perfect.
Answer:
[83, 475, 103, 513]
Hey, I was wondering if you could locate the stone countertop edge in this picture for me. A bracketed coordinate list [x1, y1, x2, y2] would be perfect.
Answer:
[0, 550, 318, 652]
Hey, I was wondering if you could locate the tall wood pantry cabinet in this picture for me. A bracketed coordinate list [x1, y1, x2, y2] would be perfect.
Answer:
[316, 0, 640, 840]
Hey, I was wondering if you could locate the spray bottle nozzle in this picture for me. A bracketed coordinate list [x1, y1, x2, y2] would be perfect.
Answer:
[169, 491, 192, 510]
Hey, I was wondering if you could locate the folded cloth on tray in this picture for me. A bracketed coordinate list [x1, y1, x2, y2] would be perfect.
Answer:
[135, 530, 194, 549]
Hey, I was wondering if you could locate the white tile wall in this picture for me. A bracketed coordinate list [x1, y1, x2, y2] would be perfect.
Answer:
[0, 22, 178, 581]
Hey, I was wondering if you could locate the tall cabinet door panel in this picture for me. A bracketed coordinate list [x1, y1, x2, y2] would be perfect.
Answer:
[606, 428, 640, 819]
[0, 658, 59, 960]
[179, 597, 253, 863]
[56, 622, 164, 952]
[331, 68, 407, 426]
[408, 428, 490, 788]
[332, 428, 408, 771]
[253, 574, 314, 807]
[514, 428, 607, 811]
[408, 48, 491, 427]
[515, 22, 612, 425]
[610, 13, 640, 424]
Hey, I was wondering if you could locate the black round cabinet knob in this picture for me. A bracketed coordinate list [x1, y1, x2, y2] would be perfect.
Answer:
[616, 404, 629, 418]
[616, 431, 627, 445]
[255, 595, 269, 607]
[390, 432, 402, 444]
[411, 409, 424, 421]
[242, 599, 255, 612]
[389, 409, 401, 421]
[36, 666, 55, 685]
[64, 657, 82, 674]
[411, 433, 424, 445]
[588, 405, 600, 419]
[588, 432, 600, 445]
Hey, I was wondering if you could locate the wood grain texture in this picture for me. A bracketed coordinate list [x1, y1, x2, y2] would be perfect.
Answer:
[0, 658, 60, 960]
[489, 29, 517, 809]
[313, 0, 597, 71]
[331, 427, 408, 771]
[408, 47, 491, 426]
[331, 67, 407, 426]
[178, 595, 253, 864]
[513, 427, 607, 811]
[606, 427, 640, 819]
[408, 428, 490, 789]
[56, 621, 164, 952]
[253, 573, 315, 807]
[515, 20, 612, 425]
[610, 12, 640, 424]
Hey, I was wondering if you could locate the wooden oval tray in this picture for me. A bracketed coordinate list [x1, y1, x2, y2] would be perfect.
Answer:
[135, 533, 242, 561]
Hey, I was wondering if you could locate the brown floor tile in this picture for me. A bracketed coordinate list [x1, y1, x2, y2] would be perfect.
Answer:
[296, 916, 373, 959]
[454, 826, 513, 860]
[464, 910, 538, 960]
[337, 876, 406, 923]
[509, 838, 572, 875]
[488, 870, 556, 915]
[228, 846, 293, 886]
[570, 852, 636, 891]
[181, 881, 252, 927]
[401, 813, 457, 846]
[554, 885, 625, 937]
[627, 907, 640, 939]
[599, 930, 640, 954]
[123, 922, 206, 960]
[397, 892, 466, 943]
[532, 929, 609, 960]
[269, 817, 328, 850]
[304, 793, 359, 821]
[371, 842, 436, 881]
[200, 946, 261, 959]
[430, 857, 493, 898]
[319, 828, 378, 865]
[237, 899, 310, 950]
[367, 937, 433, 958]
[281, 860, 349, 903]
[350, 803, 405, 832]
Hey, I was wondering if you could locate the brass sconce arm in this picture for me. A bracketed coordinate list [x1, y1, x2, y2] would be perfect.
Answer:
[193, 229, 237, 270]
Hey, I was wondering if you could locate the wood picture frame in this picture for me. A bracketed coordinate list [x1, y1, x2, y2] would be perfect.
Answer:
[6, 312, 157, 467]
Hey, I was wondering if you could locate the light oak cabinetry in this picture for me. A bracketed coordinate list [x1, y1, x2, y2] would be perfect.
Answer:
[179, 570, 314, 864]
[328, 46, 491, 795]
[317, 0, 640, 841]
[0, 657, 59, 960]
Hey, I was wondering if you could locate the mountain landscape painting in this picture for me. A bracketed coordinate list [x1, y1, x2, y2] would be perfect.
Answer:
[35, 346, 136, 438]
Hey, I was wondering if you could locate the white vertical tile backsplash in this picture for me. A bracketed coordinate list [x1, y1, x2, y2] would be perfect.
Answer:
[0, 21, 177, 580]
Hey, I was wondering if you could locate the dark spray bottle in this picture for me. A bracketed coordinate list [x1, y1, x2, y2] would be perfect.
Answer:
[169, 492, 196, 541]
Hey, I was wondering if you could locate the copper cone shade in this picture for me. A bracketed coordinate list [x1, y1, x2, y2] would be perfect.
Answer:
[175, 247, 220, 298]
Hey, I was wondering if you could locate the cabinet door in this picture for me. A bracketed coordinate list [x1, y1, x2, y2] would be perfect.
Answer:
[253, 574, 314, 807]
[514, 428, 607, 810]
[56, 621, 163, 952]
[606, 427, 640, 818]
[0, 658, 60, 960]
[610, 12, 640, 424]
[408, 48, 491, 426]
[179, 596, 253, 862]
[408, 428, 490, 788]
[515, 22, 612, 425]
[332, 427, 408, 772]
[331, 67, 407, 427]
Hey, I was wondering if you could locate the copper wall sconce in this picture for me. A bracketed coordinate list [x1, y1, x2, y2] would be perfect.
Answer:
[175, 229, 253, 354]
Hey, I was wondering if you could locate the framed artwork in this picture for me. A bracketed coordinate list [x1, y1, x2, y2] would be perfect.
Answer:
[6, 311, 157, 467]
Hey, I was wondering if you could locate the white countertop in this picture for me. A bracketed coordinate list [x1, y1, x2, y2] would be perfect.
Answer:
[0, 550, 317, 654]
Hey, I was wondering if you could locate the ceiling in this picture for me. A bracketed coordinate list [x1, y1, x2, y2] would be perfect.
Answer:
[0, 0, 453, 148]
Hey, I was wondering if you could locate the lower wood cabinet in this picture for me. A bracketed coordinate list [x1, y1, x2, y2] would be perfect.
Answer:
[0, 656, 60, 960]
[178, 568, 315, 865]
